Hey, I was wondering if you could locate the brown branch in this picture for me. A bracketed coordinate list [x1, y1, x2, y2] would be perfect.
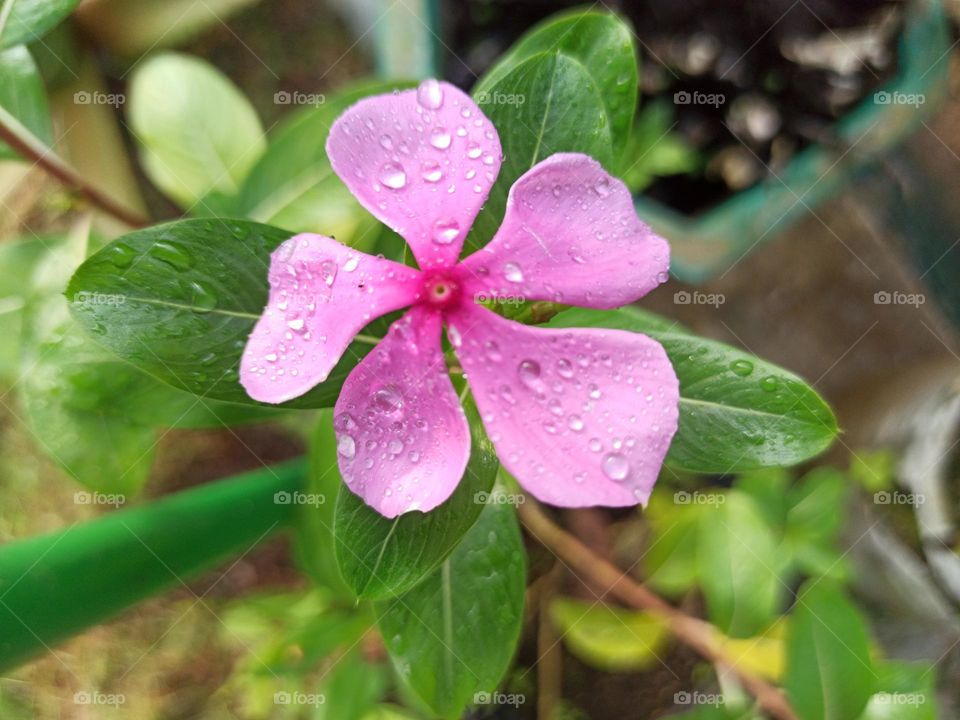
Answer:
[0, 113, 149, 228]
[517, 500, 798, 720]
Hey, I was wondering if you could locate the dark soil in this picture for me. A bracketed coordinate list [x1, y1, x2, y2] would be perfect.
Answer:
[441, 0, 905, 215]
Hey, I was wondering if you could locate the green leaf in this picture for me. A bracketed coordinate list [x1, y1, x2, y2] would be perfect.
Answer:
[334, 400, 499, 599]
[467, 51, 614, 248]
[0, 460, 305, 672]
[697, 490, 782, 638]
[549, 597, 669, 671]
[66, 218, 380, 408]
[20, 321, 157, 494]
[128, 52, 265, 208]
[643, 489, 704, 595]
[547, 307, 838, 472]
[784, 468, 849, 580]
[0, 45, 52, 157]
[317, 648, 388, 720]
[474, 9, 636, 157]
[621, 101, 700, 191]
[291, 409, 353, 596]
[857, 661, 937, 720]
[235, 79, 409, 244]
[786, 580, 876, 720]
[0, 0, 79, 49]
[375, 496, 525, 719]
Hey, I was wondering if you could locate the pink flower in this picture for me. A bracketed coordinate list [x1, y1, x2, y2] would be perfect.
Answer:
[241, 79, 679, 518]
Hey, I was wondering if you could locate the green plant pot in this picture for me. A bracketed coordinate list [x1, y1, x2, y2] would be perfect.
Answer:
[373, 0, 951, 284]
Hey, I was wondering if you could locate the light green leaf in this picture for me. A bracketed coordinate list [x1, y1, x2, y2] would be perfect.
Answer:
[786, 580, 876, 720]
[857, 661, 937, 720]
[235, 79, 410, 244]
[0, 45, 52, 157]
[548, 307, 838, 472]
[0, 0, 80, 49]
[334, 399, 499, 600]
[128, 52, 265, 208]
[66, 218, 380, 408]
[549, 597, 669, 671]
[697, 490, 782, 638]
[375, 496, 526, 718]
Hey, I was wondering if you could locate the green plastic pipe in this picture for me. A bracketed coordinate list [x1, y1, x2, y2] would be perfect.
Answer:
[0, 458, 307, 672]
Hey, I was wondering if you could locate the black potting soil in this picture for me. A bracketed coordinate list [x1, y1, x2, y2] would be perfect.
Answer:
[441, 0, 905, 215]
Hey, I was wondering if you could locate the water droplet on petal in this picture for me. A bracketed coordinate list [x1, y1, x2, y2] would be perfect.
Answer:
[373, 385, 404, 413]
[467, 142, 482, 159]
[432, 219, 460, 245]
[593, 177, 611, 197]
[556, 358, 574, 379]
[429, 127, 451, 149]
[379, 162, 407, 190]
[379, 134, 393, 150]
[485, 341, 502, 362]
[568, 414, 584, 432]
[518, 359, 545, 395]
[603, 453, 630, 481]
[422, 161, 443, 183]
[337, 435, 356, 459]
[416, 78, 444, 109]
[504, 262, 523, 283]
[343, 256, 359, 272]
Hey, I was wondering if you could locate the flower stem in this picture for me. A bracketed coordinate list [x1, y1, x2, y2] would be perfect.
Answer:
[516, 499, 799, 720]
[0, 105, 149, 228]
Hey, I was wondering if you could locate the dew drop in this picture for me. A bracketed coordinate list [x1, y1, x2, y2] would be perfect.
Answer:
[432, 219, 460, 245]
[730, 359, 754, 377]
[416, 78, 444, 109]
[568, 414, 585, 432]
[467, 142, 482, 159]
[343, 256, 359, 273]
[422, 161, 443, 183]
[556, 358, 574, 379]
[602, 453, 630, 481]
[429, 127, 452, 149]
[374, 385, 404, 413]
[337, 435, 356, 459]
[518, 359, 545, 394]
[504, 262, 524, 283]
[379, 162, 407, 190]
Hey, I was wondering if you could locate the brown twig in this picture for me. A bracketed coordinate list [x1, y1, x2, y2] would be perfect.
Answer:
[0, 110, 149, 228]
[517, 500, 798, 720]
[537, 562, 564, 720]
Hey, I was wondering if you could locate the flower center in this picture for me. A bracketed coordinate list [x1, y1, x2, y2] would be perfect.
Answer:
[421, 272, 461, 310]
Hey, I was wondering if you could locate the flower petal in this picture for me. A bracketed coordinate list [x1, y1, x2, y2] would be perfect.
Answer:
[326, 80, 502, 270]
[459, 153, 670, 308]
[449, 305, 678, 507]
[334, 306, 470, 517]
[241, 233, 421, 404]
